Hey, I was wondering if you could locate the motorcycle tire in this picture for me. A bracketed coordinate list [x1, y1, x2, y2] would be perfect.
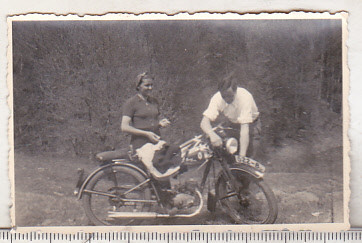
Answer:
[216, 169, 278, 224]
[82, 165, 152, 226]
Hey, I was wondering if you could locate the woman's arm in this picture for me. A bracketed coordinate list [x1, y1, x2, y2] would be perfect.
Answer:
[121, 115, 160, 143]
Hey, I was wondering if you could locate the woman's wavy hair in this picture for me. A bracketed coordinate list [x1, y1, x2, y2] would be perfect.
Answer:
[135, 72, 153, 91]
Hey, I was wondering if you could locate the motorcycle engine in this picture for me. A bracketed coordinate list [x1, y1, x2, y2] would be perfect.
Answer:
[183, 143, 212, 163]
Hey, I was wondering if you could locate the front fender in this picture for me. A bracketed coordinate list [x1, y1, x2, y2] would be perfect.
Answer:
[77, 160, 148, 199]
[229, 163, 264, 179]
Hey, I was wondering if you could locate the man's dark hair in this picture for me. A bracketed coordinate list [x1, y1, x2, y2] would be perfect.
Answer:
[218, 73, 237, 92]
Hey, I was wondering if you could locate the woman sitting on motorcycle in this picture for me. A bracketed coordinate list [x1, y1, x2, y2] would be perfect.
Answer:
[121, 72, 179, 180]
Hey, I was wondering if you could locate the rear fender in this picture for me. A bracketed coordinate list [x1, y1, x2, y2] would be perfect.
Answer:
[77, 160, 148, 199]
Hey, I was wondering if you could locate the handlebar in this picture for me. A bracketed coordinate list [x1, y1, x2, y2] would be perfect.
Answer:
[179, 123, 236, 149]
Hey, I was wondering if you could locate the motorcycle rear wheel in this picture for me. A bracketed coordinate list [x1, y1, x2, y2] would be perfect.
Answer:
[82, 165, 152, 226]
[216, 169, 278, 224]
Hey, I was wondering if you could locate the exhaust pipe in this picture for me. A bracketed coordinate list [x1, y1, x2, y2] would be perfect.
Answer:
[108, 190, 203, 218]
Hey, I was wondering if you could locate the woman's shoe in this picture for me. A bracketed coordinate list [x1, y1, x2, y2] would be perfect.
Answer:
[151, 166, 180, 181]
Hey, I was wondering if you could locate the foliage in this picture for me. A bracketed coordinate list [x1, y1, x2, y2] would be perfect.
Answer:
[12, 19, 342, 157]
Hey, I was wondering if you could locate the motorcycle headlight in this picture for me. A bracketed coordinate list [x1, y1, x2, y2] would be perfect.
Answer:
[225, 137, 238, 154]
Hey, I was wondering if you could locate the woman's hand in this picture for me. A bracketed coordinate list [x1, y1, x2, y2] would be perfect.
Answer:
[122, 116, 161, 143]
[145, 131, 161, 143]
[159, 118, 171, 128]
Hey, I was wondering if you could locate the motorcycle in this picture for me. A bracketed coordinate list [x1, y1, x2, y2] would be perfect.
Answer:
[74, 124, 278, 226]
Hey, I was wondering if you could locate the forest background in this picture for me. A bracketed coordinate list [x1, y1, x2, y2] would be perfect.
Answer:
[12, 19, 342, 160]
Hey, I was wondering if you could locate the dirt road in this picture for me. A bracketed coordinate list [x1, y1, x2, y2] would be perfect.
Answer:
[14, 139, 343, 226]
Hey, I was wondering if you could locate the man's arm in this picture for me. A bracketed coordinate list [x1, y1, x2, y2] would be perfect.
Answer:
[239, 123, 249, 157]
[200, 116, 222, 147]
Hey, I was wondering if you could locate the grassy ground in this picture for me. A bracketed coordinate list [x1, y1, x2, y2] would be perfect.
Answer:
[14, 137, 343, 226]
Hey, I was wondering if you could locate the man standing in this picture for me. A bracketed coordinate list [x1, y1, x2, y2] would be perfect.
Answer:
[200, 76, 260, 158]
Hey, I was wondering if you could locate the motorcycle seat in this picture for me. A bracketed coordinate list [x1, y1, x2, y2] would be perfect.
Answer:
[96, 149, 129, 162]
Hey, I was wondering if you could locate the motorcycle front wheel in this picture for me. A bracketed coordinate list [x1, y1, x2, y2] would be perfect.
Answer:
[82, 165, 152, 226]
[216, 169, 278, 224]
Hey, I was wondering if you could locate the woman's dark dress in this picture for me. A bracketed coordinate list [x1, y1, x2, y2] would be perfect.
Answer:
[122, 94, 160, 150]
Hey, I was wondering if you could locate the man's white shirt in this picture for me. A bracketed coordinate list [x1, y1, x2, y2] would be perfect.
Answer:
[203, 87, 259, 124]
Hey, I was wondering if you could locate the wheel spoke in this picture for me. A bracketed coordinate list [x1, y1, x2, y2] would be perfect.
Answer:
[123, 179, 150, 196]
[83, 189, 118, 198]
[219, 192, 238, 200]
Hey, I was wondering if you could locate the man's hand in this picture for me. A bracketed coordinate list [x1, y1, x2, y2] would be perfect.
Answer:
[201, 116, 222, 147]
[209, 132, 223, 147]
[145, 131, 161, 143]
[159, 118, 171, 128]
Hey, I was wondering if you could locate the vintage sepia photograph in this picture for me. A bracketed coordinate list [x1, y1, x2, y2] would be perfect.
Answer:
[8, 13, 348, 230]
